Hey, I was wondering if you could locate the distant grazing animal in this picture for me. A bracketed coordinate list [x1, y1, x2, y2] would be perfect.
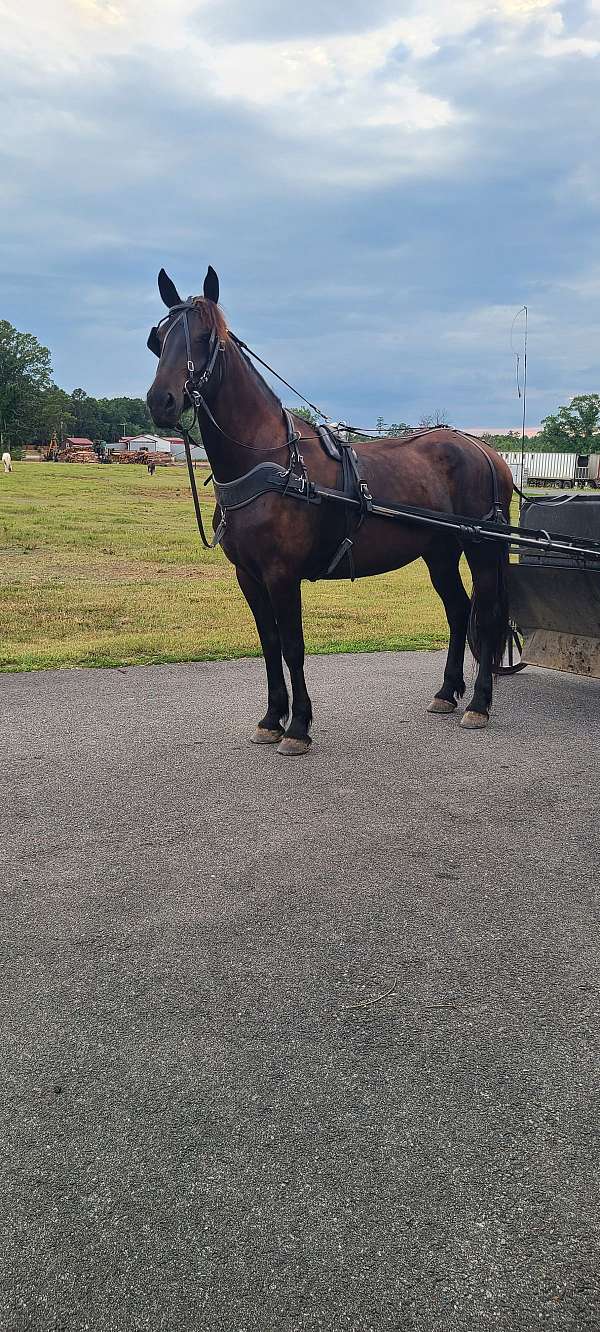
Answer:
[147, 266, 512, 754]
[2, 451, 12, 474]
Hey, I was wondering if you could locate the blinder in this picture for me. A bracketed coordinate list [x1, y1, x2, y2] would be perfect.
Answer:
[147, 301, 224, 394]
[147, 326, 160, 357]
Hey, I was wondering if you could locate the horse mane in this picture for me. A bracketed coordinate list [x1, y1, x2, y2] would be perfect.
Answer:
[191, 297, 229, 341]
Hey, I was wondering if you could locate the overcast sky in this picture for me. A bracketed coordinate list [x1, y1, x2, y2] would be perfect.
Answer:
[2, 0, 600, 428]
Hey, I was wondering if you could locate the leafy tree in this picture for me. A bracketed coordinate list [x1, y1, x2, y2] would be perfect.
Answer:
[376, 415, 385, 435]
[387, 422, 411, 436]
[537, 394, 600, 453]
[0, 320, 52, 447]
[97, 396, 154, 440]
[35, 386, 75, 443]
[69, 388, 105, 441]
[286, 405, 318, 427]
[482, 431, 522, 451]
[0, 320, 178, 448]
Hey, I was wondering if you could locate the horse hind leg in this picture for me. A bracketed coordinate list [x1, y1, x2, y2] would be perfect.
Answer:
[236, 568, 289, 742]
[461, 543, 510, 730]
[424, 542, 470, 715]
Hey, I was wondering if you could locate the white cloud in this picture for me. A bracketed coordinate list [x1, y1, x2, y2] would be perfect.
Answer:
[71, 0, 124, 22]
[500, 0, 555, 13]
[542, 33, 600, 57]
[4, 0, 594, 192]
[2, 0, 600, 418]
[556, 265, 600, 299]
[432, 281, 600, 411]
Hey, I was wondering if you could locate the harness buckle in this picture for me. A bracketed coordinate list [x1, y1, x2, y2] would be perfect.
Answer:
[187, 361, 195, 374]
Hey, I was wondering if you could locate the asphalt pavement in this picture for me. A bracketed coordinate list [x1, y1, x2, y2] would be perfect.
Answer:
[1, 650, 599, 1331]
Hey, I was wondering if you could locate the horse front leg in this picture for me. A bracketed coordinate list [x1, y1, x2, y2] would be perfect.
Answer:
[266, 576, 313, 756]
[236, 567, 289, 743]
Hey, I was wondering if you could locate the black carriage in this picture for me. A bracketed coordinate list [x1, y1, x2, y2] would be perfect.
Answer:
[469, 493, 600, 678]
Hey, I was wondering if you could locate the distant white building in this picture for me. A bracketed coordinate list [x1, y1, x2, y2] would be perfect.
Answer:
[107, 434, 167, 454]
[165, 437, 208, 463]
[106, 434, 207, 462]
[155, 434, 208, 463]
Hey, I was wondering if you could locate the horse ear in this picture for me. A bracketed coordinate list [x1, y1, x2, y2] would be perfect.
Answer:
[158, 268, 182, 308]
[147, 326, 161, 357]
[203, 265, 219, 304]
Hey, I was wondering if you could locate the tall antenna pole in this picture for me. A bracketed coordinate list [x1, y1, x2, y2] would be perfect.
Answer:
[511, 306, 528, 493]
[520, 306, 528, 493]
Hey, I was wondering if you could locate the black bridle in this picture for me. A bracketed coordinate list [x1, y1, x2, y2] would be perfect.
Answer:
[148, 300, 225, 408]
[148, 300, 305, 547]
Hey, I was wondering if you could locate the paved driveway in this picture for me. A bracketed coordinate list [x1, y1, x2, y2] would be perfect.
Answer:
[1, 651, 599, 1331]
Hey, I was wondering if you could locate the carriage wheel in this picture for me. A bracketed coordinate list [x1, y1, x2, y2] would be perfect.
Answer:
[467, 614, 527, 675]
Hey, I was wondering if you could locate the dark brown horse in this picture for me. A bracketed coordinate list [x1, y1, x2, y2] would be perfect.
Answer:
[147, 267, 512, 755]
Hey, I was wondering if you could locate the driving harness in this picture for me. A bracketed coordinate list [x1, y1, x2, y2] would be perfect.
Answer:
[149, 299, 507, 579]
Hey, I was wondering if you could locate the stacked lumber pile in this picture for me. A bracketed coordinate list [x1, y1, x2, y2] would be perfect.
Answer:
[58, 437, 99, 464]
[117, 450, 173, 465]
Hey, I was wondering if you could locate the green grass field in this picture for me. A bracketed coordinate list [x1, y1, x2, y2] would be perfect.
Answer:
[0, 462, 453, 672]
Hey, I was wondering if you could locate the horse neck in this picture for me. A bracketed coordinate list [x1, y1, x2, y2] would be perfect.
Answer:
[198, 339, 289, 482]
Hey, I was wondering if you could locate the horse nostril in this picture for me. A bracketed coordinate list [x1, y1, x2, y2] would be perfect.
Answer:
[147, 384, 178, 426]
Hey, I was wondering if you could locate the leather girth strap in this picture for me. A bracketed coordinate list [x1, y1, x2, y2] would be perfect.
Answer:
[324, 441, 372, 580]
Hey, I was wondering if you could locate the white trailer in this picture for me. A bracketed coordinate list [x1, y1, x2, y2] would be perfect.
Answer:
[499, 453, 530, 486]
[500, 451, 535, 484]
[529, 453, 576, 485]
[585, 454, 600, 486]
[506, 460, 529, 488]
[498, 451, 600, 487]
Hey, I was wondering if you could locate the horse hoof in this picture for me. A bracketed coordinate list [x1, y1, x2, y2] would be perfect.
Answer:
[460, 710, 489, 730]
[427, 698, 456, 715]
[277, 736, 312, 756]
[251, 727, 283, 745]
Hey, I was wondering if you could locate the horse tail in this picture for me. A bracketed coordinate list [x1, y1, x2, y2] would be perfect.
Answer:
[492, 541, 511, 673]
[468, 539, 510, 675]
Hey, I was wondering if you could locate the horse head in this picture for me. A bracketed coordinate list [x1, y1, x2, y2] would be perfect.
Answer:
[146, 265, 225, 427]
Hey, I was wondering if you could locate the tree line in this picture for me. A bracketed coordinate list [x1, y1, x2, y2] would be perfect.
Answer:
[482, 395, 600, 454]
[297, 400, 600, 453]
[2, 317, 600, 457]
[0, 319, 157, 456]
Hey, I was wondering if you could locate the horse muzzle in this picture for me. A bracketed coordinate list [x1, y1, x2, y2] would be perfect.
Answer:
[146, 383, 182, 428]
